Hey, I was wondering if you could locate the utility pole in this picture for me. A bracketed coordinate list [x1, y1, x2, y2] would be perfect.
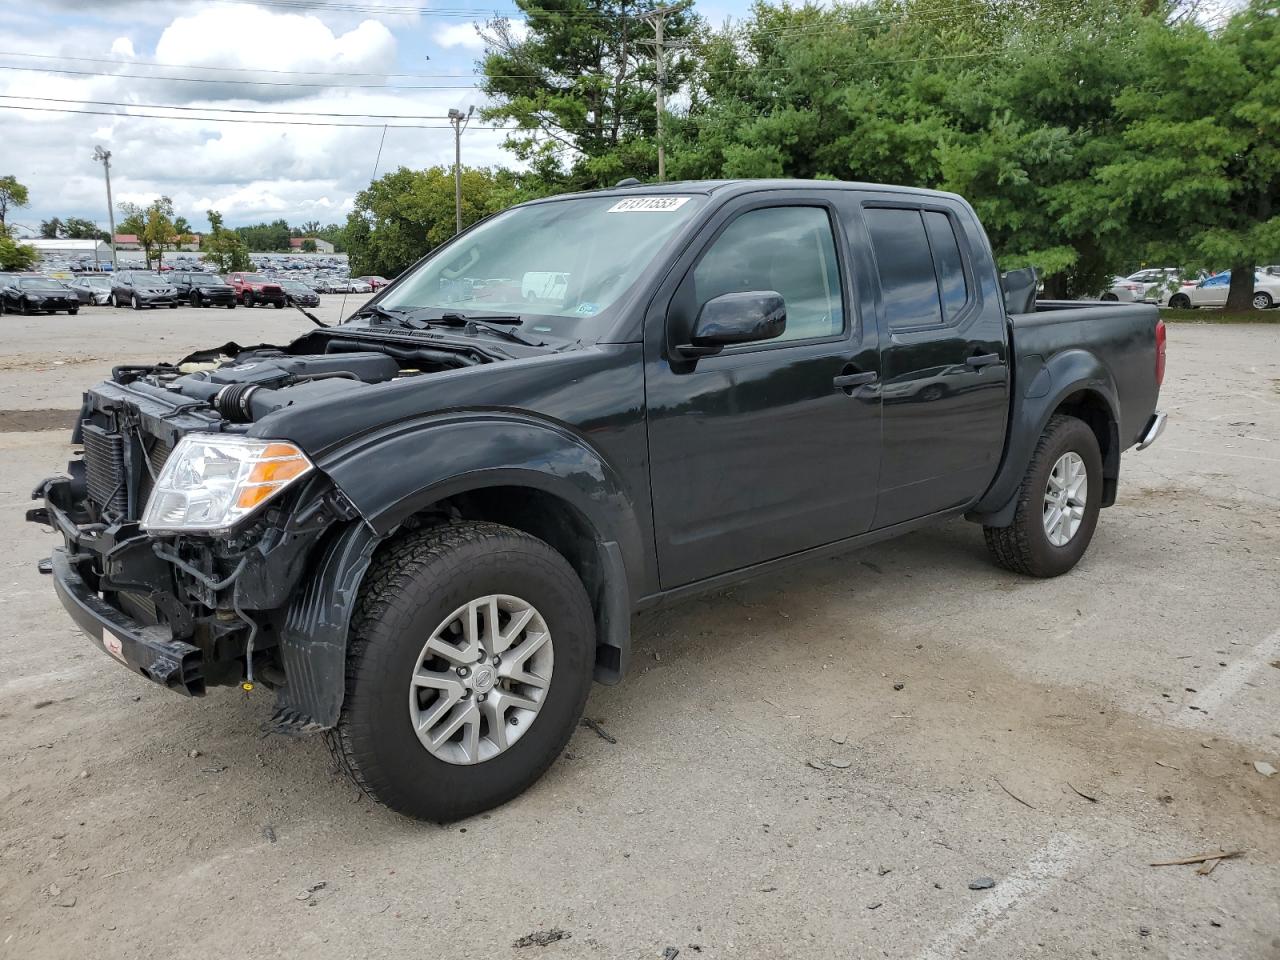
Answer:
[93, 145, 117, 270]
[639, 3, 689, 182]
[448, 106, 474, 235]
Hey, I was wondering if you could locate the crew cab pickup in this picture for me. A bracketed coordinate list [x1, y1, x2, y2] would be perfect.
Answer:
[31, 180, 1166, 821]
[226, 272, 286, 308]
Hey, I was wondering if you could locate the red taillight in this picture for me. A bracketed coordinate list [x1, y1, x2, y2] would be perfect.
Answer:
[1155, 318, 1166, 386]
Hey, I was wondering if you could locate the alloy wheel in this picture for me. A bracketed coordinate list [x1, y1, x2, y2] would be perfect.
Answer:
[1043, 451, 1088, 547]
[408, 594, 553, 765]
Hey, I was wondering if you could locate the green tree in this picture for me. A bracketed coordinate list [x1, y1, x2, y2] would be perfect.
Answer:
[39, 217, 64, 238]
[301, 238, 317, 253]
[0, 175, 28, 234]
[202, 209, 253, 272]
[480, 0, 700, 189]
[671, 0, 1164, 297]
[62, 217, 109, 241]
[344, 165, 521, 277]
[0, 233, 37, 270]
[235, 219, 292, 252]
[117, 197, 178, 267]
[1099, 0, 1280, 309]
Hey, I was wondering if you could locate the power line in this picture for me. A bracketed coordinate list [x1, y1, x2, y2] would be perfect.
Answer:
[0, 63, 482, 89]
[0, 50, 493, 79]
[0, 94, 467, 120]
[0, 102, 519, 129]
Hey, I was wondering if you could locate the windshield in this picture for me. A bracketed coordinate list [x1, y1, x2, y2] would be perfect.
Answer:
[199, 275, 231, 286]
[20, 279, 66, 290]
[131, 272, 165, 284]
[240, 273, 268, 282]
[377, 194, 705, 337]
[85, 277, 112, 287]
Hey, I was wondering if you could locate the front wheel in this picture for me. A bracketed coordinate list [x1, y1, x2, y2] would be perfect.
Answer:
[191, 292, 202, 308]
[132, 294, 142, 311]
[227, 302, 236, 309]
[243, 291, 254, 308]
[983, 414, 1102, 578]
[327, 521, 595, 821]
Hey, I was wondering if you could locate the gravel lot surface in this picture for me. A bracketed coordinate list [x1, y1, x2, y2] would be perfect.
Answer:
[0, 308, 1276, 959]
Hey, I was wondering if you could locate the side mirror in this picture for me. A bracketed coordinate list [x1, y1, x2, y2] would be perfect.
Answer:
[678, 291, 786, 358]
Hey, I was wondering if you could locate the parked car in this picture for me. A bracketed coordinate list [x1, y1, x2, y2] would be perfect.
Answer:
[226, 272, 286, 308]
[0, 275, 80, 314]
[69, 275, 114, 306]
[356, 275, 390, 290]
[31, 179, 1165, 822]
[1166, 270, 1280, 310]
[170, 271, 237, 309]
[278, 279, 321, 307]
[111, 270, 179, 309]
[1101, 268, 1180, 303]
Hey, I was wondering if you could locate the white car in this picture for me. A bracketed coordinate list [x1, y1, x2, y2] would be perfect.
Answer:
[1102, 268, 1180, 303]
[1165, 271, 1280, 310]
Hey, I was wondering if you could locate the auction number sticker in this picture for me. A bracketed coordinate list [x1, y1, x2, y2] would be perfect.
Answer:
[607, 196, 691, 213]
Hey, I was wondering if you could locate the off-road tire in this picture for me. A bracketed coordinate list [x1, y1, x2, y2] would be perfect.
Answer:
[983, 414, 1102, 578]
[326, 521, 595, 821]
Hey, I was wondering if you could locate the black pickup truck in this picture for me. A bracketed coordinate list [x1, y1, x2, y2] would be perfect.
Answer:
[31, 180, 1166, 821]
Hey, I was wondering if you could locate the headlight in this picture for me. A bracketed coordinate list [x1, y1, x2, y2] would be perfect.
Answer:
[141, 435, 313, 533]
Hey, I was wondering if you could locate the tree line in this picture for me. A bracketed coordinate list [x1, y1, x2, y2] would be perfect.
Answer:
[345, 0, 1279, 312]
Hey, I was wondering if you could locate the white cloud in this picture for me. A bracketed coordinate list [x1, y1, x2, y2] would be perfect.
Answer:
[0, 4, 516, 231]
[434, 22, 486, 52]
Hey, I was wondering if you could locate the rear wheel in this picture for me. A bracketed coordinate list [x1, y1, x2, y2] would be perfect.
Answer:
[983, 414, 1102, 578]
[227, 302, 236, 309]
[273, 300, 284, 309]
[1100, 292, 1119, 302]
[327, 521, 594, 822]
[1252, 292, 1273, 310]
[1168, 293, 1191, 309]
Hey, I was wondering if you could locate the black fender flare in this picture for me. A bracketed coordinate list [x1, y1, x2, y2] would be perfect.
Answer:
[967, 349, 1120, 528]
[271, 413, 645, 730]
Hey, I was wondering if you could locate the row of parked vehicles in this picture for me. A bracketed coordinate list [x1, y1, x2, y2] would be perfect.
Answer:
[1102, 267, 1280, 310]
[0, 270, 347, 314]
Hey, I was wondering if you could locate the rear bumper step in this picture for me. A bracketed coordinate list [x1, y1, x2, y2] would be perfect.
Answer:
[1137, 410, 1166, 451]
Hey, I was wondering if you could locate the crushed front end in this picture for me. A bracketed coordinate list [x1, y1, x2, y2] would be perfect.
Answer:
[28, 349, 375, 708]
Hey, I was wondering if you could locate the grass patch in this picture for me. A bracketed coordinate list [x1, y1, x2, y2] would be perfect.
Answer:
[1159, 307, 1280, 323]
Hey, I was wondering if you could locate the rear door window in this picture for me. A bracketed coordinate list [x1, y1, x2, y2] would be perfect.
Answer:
[922, 211, 969, 322]
[864, 208, 943, 328]
[865, 206, 973, 329]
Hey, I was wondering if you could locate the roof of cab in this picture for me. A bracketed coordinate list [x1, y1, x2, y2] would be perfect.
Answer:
[537, 178, 968, 205]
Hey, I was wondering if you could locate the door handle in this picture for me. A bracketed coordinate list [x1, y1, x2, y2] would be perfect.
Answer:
[965, 352, 1003, 369]
[833, 370, 878, 390]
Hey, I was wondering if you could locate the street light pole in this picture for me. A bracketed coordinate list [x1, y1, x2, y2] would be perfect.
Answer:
[448, 106, 475, 235]
[93, 145, 117, 270]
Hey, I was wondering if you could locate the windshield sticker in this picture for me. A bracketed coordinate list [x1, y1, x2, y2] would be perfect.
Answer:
[576, 302, 599, 316]
[607, 196, 691, 213]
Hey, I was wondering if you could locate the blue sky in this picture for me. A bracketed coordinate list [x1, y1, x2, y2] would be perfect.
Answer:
[0, 0, 748, 233]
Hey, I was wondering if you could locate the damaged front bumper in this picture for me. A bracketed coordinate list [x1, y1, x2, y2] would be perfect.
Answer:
[46, 546, 205, 694]
[30, 471, 372, 732]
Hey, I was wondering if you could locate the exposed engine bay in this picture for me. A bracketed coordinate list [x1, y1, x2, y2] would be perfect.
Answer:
[109, 325, 500, 427]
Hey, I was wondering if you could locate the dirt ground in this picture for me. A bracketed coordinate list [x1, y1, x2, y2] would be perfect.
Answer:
[0, 305, 1277, 960]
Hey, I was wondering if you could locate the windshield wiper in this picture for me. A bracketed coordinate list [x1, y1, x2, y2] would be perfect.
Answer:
[355, 303, 423, 328]
[428, 313, 546, 347]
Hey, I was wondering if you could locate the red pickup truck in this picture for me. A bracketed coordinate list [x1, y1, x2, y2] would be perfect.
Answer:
[226, 273, 286, 308]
